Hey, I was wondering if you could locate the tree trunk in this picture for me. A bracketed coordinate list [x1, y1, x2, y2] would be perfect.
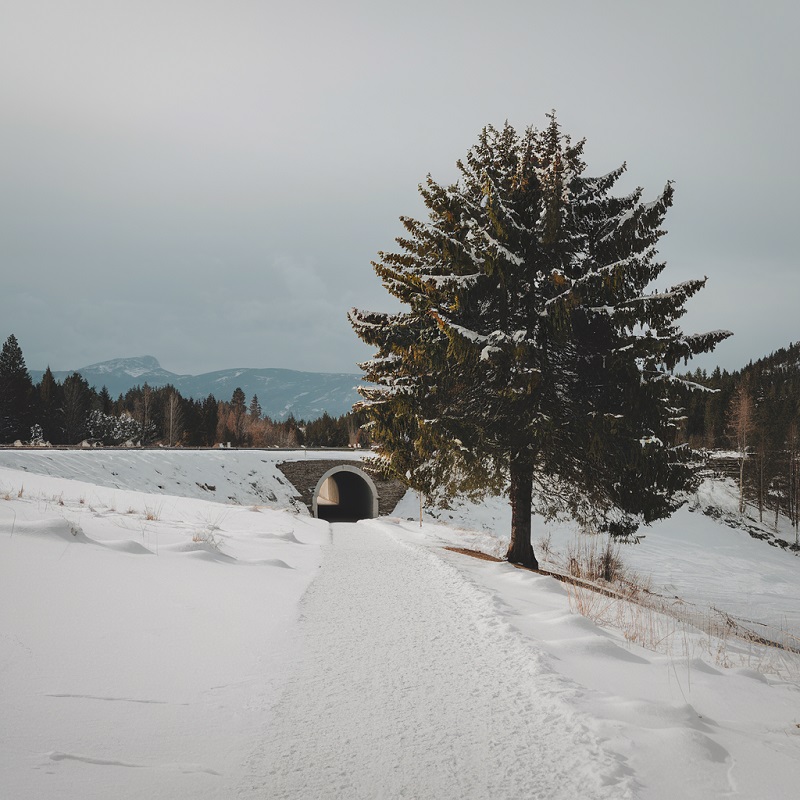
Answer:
[506, 455, 539, 569]
[739, 454, 745, 514]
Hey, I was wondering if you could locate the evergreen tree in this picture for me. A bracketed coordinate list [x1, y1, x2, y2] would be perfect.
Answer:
[350, 114, 731, 568]
[86, 409, 141, 445]
[305, 412, 349, 447]
[229, 387, 248, 446]
[200, 394, 218, 446]
[0, 334, 35, 443]
[181, 398, 204, 446]
[249, 394, 262, 420]
[37, 366, 60, 443]
[61, 372, 91, 444]
[98, 386, 114, 415]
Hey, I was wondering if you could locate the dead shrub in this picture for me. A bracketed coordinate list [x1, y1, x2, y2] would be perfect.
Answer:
[566, 536, 625, 583]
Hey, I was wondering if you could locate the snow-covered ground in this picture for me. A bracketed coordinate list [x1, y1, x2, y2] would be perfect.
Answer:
[405, 478, 800, 648]
[1, 450, 799, 798]
[0, 447, 365, 508]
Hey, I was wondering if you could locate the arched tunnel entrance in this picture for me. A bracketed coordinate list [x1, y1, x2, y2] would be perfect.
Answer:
[312, 465, 379, 522]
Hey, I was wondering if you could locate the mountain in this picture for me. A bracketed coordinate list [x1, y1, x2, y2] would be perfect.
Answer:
[29, 357, 364, 420]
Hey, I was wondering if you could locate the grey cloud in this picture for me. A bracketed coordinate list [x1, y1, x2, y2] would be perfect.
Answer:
[1, 0, 797, 376]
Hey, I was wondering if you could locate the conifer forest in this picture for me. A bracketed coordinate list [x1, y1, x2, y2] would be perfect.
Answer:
[0, 333, 370, 450]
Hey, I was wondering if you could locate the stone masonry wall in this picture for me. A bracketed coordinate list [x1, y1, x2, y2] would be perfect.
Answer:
[277, 459, 407, 517]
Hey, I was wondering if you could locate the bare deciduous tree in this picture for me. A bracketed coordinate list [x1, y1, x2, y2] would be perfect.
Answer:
[135, 384, 154, 445]
[164, 391, 184, 447]
[728, 385, 754, 514]
[788, 421, 799, 543]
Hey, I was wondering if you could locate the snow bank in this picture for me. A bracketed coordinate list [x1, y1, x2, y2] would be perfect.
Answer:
[0, 447, 365, 509]
[0, 466, 329, 798]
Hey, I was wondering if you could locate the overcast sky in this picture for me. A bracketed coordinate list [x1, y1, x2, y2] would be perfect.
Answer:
[1, 0, 797, 376]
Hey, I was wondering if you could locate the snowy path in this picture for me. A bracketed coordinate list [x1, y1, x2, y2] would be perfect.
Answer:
[242, 522, 634, 799]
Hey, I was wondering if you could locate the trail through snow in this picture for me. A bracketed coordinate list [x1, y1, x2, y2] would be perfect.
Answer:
[243, 522, 634, 799]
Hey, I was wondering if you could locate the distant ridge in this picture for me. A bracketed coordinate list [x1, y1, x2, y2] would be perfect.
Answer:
[29, 357, 363, 420]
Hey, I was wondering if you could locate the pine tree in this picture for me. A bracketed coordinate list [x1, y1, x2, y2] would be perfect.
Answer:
[350, 114, 731, 568]
[200, 394, 218, 446]
[230, 387, 248, 446]
[37, 366, 60, 443]
[0, 334, 35, 443]
[98, 386, 114, 415]
[61, 372, 91, 444]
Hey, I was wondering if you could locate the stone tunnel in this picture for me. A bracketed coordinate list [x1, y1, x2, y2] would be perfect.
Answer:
[277, 459, 406, 522]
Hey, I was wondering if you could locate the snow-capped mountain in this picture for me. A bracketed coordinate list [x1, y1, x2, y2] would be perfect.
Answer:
[78, 355, 174, 380]
[29, 357, 363, 420]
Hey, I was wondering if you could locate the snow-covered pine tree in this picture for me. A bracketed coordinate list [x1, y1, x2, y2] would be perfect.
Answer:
[350, 113, 731, 568]
[86, 409, 142, 445]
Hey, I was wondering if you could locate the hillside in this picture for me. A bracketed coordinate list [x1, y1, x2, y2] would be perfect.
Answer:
[680, 342, 800, 533]
[29, 356, 363, 420]
[684, 340, 800, 446]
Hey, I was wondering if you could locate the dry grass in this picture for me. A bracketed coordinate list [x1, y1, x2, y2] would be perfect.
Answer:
[560, 541, 800, 680]
[565, 581, 676, 653]
[192, 527, 220, 549]
[536, 532, 554, 562]
[448, 536, 800, 680]
[17, 486, 24, 499]
[143, 504, 161, 522]
[565, 536, 626, 583]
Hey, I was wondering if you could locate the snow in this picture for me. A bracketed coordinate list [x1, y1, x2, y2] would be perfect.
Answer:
[1, 451, 799, 798]
[258, 524, 634, 799]
[0, 448, 364, 508]
[0, 463, 329, 798]
[399, 479, 800, 641]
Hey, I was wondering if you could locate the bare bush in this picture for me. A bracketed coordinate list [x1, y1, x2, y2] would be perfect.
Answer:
[192, 527, 220, 550]
[566, 536, 626, 583]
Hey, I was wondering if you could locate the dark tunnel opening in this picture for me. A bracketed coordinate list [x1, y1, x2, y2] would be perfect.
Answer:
[315, 470, 376, 522]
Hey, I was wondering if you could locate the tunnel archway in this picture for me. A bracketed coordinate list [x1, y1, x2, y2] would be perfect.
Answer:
[312, 465, 379, 522]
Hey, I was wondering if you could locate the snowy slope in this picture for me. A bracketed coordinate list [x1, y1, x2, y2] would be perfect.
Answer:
[1, 451, 799, 798]
[0, 447, 365, 509]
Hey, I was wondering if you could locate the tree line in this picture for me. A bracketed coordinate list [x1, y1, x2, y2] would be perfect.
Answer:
[680, 341, 800, 533]
[0, 334, 370, 449]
